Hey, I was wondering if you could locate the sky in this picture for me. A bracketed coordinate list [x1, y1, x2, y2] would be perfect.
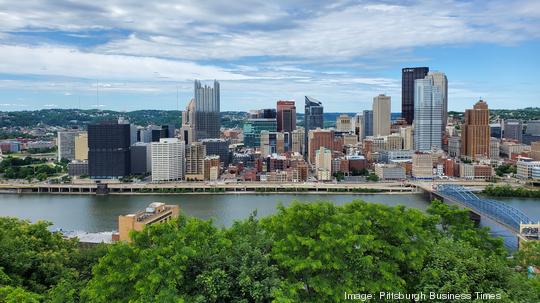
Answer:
[0, 0, 539, 113]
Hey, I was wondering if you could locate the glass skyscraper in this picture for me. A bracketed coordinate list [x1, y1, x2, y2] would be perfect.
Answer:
[402, 67, 429, 125]
[194, 80, 220, 140]
[304, 96, 324, 157]
[413, 76, 443, 151]
[362, 110, 373, 138]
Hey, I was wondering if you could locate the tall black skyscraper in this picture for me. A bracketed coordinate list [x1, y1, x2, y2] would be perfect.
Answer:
[194, 80, 220, 140]
[402, 67, 429, 125]
[88, 121, 131, 178]
[304, 96, 324, 158]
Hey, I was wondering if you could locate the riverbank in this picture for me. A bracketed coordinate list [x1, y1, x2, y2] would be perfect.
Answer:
[483, 184, 540, 199]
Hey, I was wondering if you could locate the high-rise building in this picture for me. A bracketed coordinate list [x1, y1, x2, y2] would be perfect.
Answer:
[490, 138, 500, 160]
[353, 114, 364, 140]
[315, 147, 332, 181]
[151, 138, 185, 182]
[399, 126, 413, 150]
[372, 94, 391, 136]
[203, 156, 220, 181]
[58, 130, 83, 161]
[243, 118, 277, 147]
[74, 132, 88, 161]
[427, 71, 448, 131]
[200, 138, 230, 166]
[131, 142, 151, 175]
[276, 101, 296, 133]
[413, 75, 443, 151]
[88, 122, 131, 178]
[304, 96, 324, 158]
[308, 129, 334, 164]
[180, 99, 195, 145]
[194, 80, 220, 140]
[461, 100, 490, 159]
[490, 123, 502, 139]
[335, 114, 352, 132]
[412, 152, 433, 179]
[185, 142, 206, 181]
[504, 119, 523, 143]
[260, 131, 286, 157]
[402, 67, 429, 125]
[291, 128, 305, 155]
[363, 110, 373, 138]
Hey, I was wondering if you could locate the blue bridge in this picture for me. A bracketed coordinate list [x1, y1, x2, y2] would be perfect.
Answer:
[436, 184, 535, 234]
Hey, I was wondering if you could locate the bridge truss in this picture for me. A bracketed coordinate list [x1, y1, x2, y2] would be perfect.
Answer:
[436, 184, 535, 233]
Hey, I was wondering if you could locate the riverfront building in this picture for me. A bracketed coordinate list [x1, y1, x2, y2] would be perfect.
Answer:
[185, 142, 206, 181]
[58, 130, 84, 161]
[151, 138, 185, 182]
[117, 202, 180, 242]
[74, 132, 88, 161]
[88, 122, 131, 178]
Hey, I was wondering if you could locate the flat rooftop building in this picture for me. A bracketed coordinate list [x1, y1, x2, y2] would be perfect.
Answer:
[117, 202, 179, 242]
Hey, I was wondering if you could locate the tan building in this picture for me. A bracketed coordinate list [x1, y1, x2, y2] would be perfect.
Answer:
[399, 126, 413, 150]
[204, 155, 220, 181]
[315, 147, 332, 181]
[343, 133, 358, 146]
[185, 142, 206, 181]
[530, 141, 540, 161]
[385, 134, 403, 150]
[412, 152, 433, 179]
[260, 131, 286, 157]
[308, 129, 334, 164]
[336, 114, 353, 132]
[461, 100, 490, 159]
[373, 94, 391, 136]
[490, 138, 500, 160]
[117, 202, 180, 242]
[74, 132, 88, 161]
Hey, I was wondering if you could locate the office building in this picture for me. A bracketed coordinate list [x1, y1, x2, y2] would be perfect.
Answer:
[490, 138, 500, 160]
[448, 136, 461, 158]
[131, 143, 151, 175]
[375, 164, 406, 180]
[399, 126, 413, 150]
[413, 75, 443, 151]
[58, 130, 83, 161]
[526, 120, 540, 136]
[412, 152, 433, 179]
[151, 138, 184, 182]
[243, 118, 277, 147]
[117, 202, 179, 242]
[530, 141, 540, 161]
[67, 161, 88, 177]
[200, 138, 230, 166]
[308, 129, 334, 164]
[372, 94, 391, 136]
[461, 100, 490, 159]
[363, 110, 373, 138]
[504, 120, 523, 143]
[427, 71, 448, 131]
[291, 128, 305, 155]
[88, 122, 131, 178]
[276, 101, 296, 133]
[194, 80, 220, 140]
[516, 157, 540, 179]
[180, 99, 196, 145]
[336, 114, 353, 132]
[304, 96, 324, 158]
[74, 132, 88, 161]
[315, 147, 332, 181]
[402, 67, 429, 125]
[260, 131, 286, 157]
[185, 142, 206, 181]
[490, 123, 502, 139]
[203, 155, 220, 181]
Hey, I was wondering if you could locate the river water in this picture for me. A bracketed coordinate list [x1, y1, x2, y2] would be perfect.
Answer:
[0, 193, 539, 249]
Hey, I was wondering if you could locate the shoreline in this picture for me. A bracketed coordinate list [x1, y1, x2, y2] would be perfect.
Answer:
[0, 190, 417, 196]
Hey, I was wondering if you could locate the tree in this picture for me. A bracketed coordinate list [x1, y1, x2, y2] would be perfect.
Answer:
[366, 173, 379, 182]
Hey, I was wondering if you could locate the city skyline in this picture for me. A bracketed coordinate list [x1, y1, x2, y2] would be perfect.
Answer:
[0, 1, 539, 112]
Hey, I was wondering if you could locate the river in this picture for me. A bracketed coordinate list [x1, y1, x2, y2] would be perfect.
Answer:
[0, 193, 539, 249]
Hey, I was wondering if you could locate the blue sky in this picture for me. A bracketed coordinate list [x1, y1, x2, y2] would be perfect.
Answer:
[0, 0, 539, 112]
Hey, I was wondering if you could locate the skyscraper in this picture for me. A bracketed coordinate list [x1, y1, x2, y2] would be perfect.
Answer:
[276, 101, 296, 133]
[363, 110, 373, 138]
[372, 94, 391, 136]
[427, 71, 448, 130]
[504, 119, 523, 143]
[151, 138, 185, 182]
[58, 130, 83, 161]
[402, 67, 429, 125]
[461, 100, 490, 159]
[88, 121, 131, 178]
[185, 142, 206, 181]
[413, 76, 443, 151]
[194, 80, 220, 140]
[304, 96, 324, 158]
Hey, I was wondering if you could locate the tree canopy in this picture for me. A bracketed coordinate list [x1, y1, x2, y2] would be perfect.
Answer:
[0, 200, 539, 302]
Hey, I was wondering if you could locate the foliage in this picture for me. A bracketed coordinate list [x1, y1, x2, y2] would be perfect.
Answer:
[484, 184, 540, 198]
[0, 156, 64, 180]
[366, 173, 379, 182]
[2, 201, 540, 302]
[495, 164, 517, 177]
[27, 147, 56, 154]
[332, 171, 345, 181]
